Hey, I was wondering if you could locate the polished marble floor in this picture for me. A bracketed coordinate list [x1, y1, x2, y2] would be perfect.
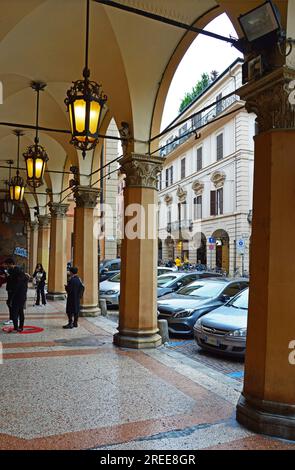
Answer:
[0, 286, 294, 450]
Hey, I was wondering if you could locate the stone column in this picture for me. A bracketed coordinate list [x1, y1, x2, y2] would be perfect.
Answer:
[28, 221, 38, 275]
[114, 153, 164, 349]
[73, 186, 100, 317]
[37, 215, 50, 275]
[47, 203, 69, 300]
[236, 67, 295, 440]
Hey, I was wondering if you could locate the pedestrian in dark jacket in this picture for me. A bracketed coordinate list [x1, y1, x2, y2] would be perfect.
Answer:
[63, 267, 84, 329]
[33, 263, 46, 307]
[3, 258, 17, 326]
[9, 266, 28, 332]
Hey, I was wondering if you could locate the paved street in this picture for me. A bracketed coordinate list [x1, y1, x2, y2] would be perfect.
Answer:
[107, 309, 244, 383]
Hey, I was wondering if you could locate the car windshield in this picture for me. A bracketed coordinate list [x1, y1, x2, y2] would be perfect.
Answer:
[177, 281, 225, 298]
[109, 273, 120, 282]
[228, 288, 248, 310]
[157, 275, 179, 287]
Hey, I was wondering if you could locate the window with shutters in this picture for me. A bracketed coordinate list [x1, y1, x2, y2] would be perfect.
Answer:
[170, 166, 173, 185]
[165, 168, 169, 188]
[181, 158, 186, 179]
[197, 147, 202, 171]
[216, 133, 223, 161]
[194, 196, 202, 219]
[210, 191, 217, 216]
[217, 188, 223, 215]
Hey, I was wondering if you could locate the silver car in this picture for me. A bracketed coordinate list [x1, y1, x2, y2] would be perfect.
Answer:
[99, 272, 120, 306]
[99, 267, 176, 307]
[193, 288, 248, 357]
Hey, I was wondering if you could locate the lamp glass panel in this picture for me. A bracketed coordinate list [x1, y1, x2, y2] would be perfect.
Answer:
[20, 186, 25, 201]
[73, 99, 86, 133]
[239, 3, 280, 42]
[89, 101, 101, 134]
[14, 185, 21, 201]
[26, 158, 34, 178]
[35, 158, 44, 179]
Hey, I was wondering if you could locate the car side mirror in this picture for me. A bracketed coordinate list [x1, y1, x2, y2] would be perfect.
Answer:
[221, 294, 231, 302]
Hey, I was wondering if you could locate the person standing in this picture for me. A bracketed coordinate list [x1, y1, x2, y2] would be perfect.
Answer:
[11, 267, 28, 332]
[33, 263, 46, 307]
[3, 258, 17, 326]
[175, 256, 182, 271]
[63, 267, 84, 329]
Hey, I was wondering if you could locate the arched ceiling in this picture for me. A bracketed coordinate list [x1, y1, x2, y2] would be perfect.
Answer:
[0, 0, 291, 216]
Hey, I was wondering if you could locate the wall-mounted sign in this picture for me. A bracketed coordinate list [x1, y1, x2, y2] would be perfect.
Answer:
[14, 247, 28, 258]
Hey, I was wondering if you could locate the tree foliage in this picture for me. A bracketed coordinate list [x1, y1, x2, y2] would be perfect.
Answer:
[179, 70, 219, 113]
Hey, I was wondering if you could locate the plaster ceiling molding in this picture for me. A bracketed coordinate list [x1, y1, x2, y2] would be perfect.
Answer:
[176, 185, 187, 202]
[211, 170, 226, 188]
[164, 193, 173, 205]
[192, 179, 204, 195]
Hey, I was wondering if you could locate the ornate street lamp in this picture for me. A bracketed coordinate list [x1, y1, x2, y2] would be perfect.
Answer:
[65, 0, 107, 159]
[23, 81, 48, 188]
[9, 130, 25, 203]
[1, 212, 10, 224]
[3, 160, 15, 216]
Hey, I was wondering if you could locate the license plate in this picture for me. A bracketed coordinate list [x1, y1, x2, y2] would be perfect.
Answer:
[204, 336, 219, 346]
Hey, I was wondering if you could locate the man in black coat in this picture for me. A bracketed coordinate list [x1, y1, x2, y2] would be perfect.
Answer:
[63, 267, 84, 329]
[10, 268, 28, 332]
[3, 258, 17, 326]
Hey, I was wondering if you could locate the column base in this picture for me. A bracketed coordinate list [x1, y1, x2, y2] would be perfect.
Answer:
[79, 305, 101, 317]
[237, 393, 295, 441]
[46, 292, 66, 301]
[113, 328, 162, 349]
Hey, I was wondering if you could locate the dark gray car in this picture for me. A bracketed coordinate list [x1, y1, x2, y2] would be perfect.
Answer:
[194, 287, 248, 357]
[157, 272, 221, 298]
[157, 278, 249, 336]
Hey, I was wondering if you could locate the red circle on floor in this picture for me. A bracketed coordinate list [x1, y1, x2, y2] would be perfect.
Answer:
[2, 325, 44, 334]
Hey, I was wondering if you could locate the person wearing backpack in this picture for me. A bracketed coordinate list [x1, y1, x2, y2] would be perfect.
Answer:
[63, 266, 84, 329]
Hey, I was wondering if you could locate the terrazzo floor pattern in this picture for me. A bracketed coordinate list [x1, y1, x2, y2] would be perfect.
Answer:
[0, 287, 295, 450]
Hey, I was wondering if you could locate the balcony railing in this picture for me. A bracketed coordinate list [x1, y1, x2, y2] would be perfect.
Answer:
[160, 95, 238, 157]
[167, 220, 193, 233]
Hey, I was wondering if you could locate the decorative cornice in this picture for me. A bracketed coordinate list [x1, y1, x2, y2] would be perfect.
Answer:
[74, 186, 100, 209]
[238, 66, 295, 133]
[192, 180, 204, 195]
[211, 170, 226, 188]
[48, 202, 69, 218]
[176, 185, 187, 202]
[120, 153, 164, 189]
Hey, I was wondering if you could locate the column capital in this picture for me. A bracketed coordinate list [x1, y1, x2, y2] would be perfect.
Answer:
[120, 153, 164, 189]
[48, 202, 69, 218]
[38, 215, 50, 228]
[29, 221, 39, 232]
[238, 66, 295, 133]
[74, 185, 100, 209]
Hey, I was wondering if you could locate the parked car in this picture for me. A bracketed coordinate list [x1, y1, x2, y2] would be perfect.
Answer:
[157, 278, 249, 336]
[99, 267, 178, 307]
[194, 287, 248, 357]
[99, 272, 120, 307]
[157, 266, 177, 276]
[99, 258, 121, 282]
[157, 272, 222, 298]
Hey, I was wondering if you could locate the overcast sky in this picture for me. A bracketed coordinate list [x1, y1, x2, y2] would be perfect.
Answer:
[161, 14, 243, 130]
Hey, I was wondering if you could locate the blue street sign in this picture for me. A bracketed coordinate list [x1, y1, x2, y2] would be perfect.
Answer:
[237, 239, 246, 254]
[208, 237, 215, 244]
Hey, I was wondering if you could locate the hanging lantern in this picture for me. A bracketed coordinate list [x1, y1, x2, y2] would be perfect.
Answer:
[1, 212, 10, 224]
[3, 196, 15, 216]
[65, 0, 107, 159]
[9, 174, 25, 202]
[23, 81, 49, 188]
[9, 130, 25, 203]
[3, 162, 15, 215]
